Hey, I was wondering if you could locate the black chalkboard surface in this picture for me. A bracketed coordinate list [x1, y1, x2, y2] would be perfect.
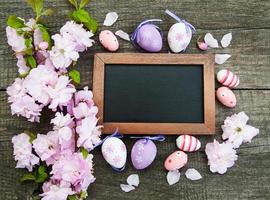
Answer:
[93, 53, 215, 135]
[104, 64, 204, 123]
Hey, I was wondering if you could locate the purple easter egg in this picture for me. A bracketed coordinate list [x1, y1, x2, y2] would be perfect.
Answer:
[131, 139, 157, 170]
[136, 24, 162, 52]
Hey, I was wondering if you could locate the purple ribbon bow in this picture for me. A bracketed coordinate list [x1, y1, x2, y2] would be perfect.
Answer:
[130, 135, 166, 144]
[165, 9, 196, 33]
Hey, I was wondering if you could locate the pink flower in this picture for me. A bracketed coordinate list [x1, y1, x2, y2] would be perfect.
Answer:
[222, 112, 259, 148]
[34, 28, 44, 48]
[205, 140, 238, 174]
[12, 133, 39, 171]
[10, 95, 42, 122]
[74, 87, 94, 106]
[76, 117, 102, 150]
[40, 181, 74, 200]
[51, 151, 95, 192]
[51, 112, 74, 145]
[73, 102, 98, 119]
[60, 21, 94, 52]
[49, 33, 79, 69]
[6, 26, 26, 53]
[32, 131, 61, 165]
[16, 55, 30, 75]
[46, 76, 76, 110]
[7, 78, 26, 103]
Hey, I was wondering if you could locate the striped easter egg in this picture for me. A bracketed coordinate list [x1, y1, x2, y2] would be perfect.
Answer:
[176, 135, 201, 152]
[217, 69, 240, 88]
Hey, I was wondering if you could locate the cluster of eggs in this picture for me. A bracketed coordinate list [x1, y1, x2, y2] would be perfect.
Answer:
[101, 135, 201, 172]
[99, 10, 195, 53]
[216, 69, 239, 108]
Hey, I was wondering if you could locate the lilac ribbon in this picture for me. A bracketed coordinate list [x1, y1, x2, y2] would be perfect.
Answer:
[89, 128, 123, 152]
[130, 135, 165, 144]
[131, 19, 162, 48]
[165, 9, 196, 33]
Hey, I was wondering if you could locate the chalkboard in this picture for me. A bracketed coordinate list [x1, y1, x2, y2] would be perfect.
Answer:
[104, 64, 204, 123]
[93, 53, 215, 135]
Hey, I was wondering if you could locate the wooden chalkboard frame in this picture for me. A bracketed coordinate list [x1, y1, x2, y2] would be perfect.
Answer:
[93, 53, 215, 135]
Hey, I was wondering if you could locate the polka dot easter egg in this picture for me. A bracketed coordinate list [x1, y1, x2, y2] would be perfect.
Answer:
[131, 19, 163, 52]
[166, 9, 195, 53]
[217, 69, 240, 88]
[216, 86, 237, 108]
[131, 139, 157, 170]
[99, 30, 119, 52]
[164, 151, 188, 171]
[101, 137, 127, 171]
[176, 135, 201, 152]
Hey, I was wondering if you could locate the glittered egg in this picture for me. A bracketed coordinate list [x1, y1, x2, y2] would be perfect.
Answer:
[99, 30, 119, 52]
[176, 135, 201, 152]
[131, 139, 157, 170]
[101, 137, 127, 170]
[168, 22, 192, 53]
[217, 69, 240, 88]
[216, 87, 237, 108]
[164, 151, 188, 171]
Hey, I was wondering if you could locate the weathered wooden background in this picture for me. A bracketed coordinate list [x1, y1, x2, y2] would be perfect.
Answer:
[0, 0, 270, 199]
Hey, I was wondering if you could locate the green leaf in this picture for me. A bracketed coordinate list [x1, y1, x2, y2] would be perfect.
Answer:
[38, 24, 52, 49]
[68, 195, 77, 200]
[80, 147, 89, 159]
[36, 165, 48, 183]
[69, 9, 98, 33]
[24, 131, 37, 143]
[68, 0, 78, 9]
[27, 0, 44, 21]
[26, 55, 37, 68]
[7, 15, 25, 29]
[25, 38, 33, 48]
[79, 0, 90, 9]
[20, 173, 36, 182]
[69, 69, 80, 84]
[42, 8, 54, 16]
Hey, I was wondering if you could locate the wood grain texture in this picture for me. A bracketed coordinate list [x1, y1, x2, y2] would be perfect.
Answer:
[0, 0, 269, 199]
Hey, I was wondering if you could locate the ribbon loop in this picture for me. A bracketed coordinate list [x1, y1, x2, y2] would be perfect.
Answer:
[130, 135, 166, 144]
[165, 9, 196, 33]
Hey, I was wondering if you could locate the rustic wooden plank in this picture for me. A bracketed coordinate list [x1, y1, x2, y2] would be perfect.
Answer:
[0, 89, 269, 199]
[0, 0, 270, 90]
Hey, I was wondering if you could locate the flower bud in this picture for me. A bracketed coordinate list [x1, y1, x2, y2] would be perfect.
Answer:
[197, 42, 208, 51]
[38, 42, 49, 50]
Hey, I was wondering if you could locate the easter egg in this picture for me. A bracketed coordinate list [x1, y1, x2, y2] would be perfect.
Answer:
[217, 69, 240, 88]
[101, 137, 127, 170]
[168, 22, 192, 53]
[216, 87, 237, 108]
[164, 151, 188, 171]
[99, 30, 119, 52]
[176, 135, 201, 152]
[131, 139, 157, 170]
[134, 24, 162, 52]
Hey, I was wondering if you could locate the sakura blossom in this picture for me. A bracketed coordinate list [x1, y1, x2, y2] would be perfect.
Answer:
[205, 140, 238, 174]
[12, 133, 39, 171]
[40, 181, 75, 200]
[16, 55, 30, 75]
[222, 112, 259, 148]
[6, 26, 26, 53]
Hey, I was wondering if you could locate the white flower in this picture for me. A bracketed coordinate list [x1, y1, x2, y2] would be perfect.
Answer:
[16, 55, 30, 75]
[205, 140, 238, 174]
[60, 21, 94, 52]
[50, 33, 79, 69]
[6, 26, 26, 53]
[222, 112, 259, 148]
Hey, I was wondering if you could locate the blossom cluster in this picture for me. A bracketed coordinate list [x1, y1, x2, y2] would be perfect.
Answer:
[205, 112, 259, 174]
[6, 20, 94, 122]
[8, 17, 101, 199]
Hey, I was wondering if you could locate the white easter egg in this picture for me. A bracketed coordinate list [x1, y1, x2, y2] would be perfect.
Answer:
[168, 22, 192, 53]
[101, 137, 127, 170]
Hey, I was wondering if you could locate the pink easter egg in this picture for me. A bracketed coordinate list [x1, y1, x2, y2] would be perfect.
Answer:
[99, 30, 119, 52]
[217, 69, 240, 88]
[164, 151, 188, 171]
[216, 87, 237, 108]
[176, 135, 201, 152]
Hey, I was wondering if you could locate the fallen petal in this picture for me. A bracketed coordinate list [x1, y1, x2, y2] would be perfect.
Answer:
[215, 54, 231, 64]
[185, 168, 202, 181]
[166, 170, 180, 185]
[120, 184, 135, 192]
[221, 33, 232, 48]
[204, 33, 219, 48]
[127, 174, 139, 187]
[115, 30, 130, 41]
[103, 12, 118, 26]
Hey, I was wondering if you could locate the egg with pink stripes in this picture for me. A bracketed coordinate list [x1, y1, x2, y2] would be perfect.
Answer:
[217, 69, 240, 88]
[176, 135, 201, 152]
